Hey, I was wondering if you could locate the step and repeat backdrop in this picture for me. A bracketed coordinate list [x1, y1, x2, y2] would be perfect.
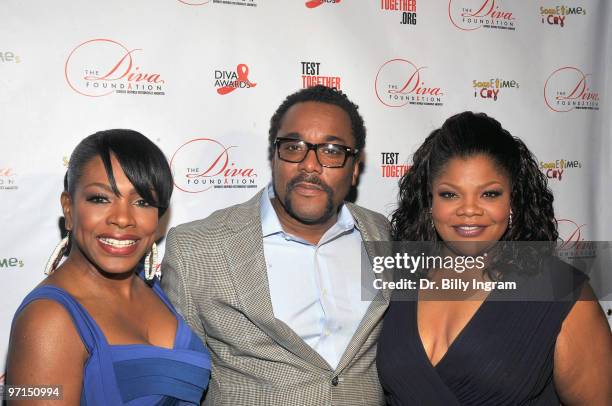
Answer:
[1, 1, 611, 375]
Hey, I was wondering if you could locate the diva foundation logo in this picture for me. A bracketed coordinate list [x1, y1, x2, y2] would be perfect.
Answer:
[375, 59, 445, 107]
[448, 0, 516, 31]
[544, 67, 600, 112]
[65, 39, 165, 97]
[556, 219, 595, 260]
[170, 138, 258, 193]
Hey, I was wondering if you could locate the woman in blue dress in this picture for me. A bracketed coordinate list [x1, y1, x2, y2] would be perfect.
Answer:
[7, 129, 211, 405]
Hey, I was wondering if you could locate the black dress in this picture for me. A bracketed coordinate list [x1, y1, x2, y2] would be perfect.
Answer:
[376, 260, 587, 406]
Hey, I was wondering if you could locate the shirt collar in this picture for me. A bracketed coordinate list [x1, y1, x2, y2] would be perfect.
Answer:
[260, 184, 284, 238]
[260, 183, 356, 240]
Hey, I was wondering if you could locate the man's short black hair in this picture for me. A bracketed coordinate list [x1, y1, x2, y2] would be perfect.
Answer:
[268, 85, 366, 161]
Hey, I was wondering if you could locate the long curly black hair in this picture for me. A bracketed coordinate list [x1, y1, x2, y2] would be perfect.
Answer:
[391, 111, 557, 244]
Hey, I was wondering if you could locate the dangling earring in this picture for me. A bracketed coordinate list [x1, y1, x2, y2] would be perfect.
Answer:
[429, 208, 436, 231]
[144, 242, 160, 280]
[508, 211, 513, 229]
[44, 233, 70, 275]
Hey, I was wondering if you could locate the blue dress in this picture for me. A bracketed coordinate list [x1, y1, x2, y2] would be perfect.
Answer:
[12, 277, 211, 405]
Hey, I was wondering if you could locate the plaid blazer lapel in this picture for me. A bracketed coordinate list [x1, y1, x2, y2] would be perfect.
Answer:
[223, 190, 331, 370]
[335, 204, 391, 373]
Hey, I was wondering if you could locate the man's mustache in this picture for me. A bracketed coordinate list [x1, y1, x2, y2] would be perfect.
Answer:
[286, 174, 333, 195]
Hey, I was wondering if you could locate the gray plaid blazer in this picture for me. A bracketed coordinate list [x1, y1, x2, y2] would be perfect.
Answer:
[161, 189, 391, 405]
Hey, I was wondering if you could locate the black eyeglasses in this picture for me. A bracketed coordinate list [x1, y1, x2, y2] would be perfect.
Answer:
[274, 137, 359, 168]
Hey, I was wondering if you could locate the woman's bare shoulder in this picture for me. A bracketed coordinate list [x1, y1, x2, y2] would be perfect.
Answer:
[9, 298, 86, 363]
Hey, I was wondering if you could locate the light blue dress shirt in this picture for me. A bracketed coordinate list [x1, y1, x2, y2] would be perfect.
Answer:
[260, 184, 371, 369]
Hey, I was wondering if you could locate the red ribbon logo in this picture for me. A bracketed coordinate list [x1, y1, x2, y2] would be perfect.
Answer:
[217, 64, 257, 95]
[306, 0, 341, 8]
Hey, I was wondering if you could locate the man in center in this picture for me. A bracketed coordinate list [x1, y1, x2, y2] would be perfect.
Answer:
[162, 85, 390, 405]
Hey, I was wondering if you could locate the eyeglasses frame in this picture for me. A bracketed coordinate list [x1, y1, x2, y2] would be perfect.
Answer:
[274, 137, 360, 168]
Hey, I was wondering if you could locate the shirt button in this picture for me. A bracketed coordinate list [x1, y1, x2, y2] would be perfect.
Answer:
[331, 376, 339, 386]
[322, 289, 328, 297]
[607, 308, 612, 316]
[324, 329, 331, 336]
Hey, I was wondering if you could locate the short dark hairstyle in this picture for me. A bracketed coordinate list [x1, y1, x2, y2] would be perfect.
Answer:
[268, 85, 366, 161]
[65, 129, 173, 217]
[391, 111, 557, 243]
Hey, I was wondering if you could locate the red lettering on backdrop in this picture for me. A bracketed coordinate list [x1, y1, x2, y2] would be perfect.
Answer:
[557, 219, 585, 249]
[82, 49, 163, 84]
[560, 73, 599, 102]
[186, 145, 235, 178]
[171, 138, 258, 193]
[449, 0, 514, 31]
[389, 65, 443, 96]
[305, 0, 341, 9]
[217, 64, 257, 95]
[461, 0, 514, 20]
[547, 15, 565, 27]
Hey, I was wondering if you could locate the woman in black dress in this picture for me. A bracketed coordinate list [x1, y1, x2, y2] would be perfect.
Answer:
[377, 112, 611, 405]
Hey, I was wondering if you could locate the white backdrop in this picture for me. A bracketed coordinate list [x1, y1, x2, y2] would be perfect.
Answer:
[1, 0, 611, 376]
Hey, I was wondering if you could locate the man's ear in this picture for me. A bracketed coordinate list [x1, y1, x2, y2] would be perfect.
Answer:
[61, 192, 73, 231]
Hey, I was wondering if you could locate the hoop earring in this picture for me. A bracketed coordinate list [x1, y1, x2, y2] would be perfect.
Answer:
[144, 242, 160, 280]
[44, 234, 70, 275]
